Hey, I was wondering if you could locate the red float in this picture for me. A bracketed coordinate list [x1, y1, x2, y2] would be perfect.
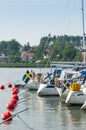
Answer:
[0, 85, 5, 89]
[6, 101, 15, 109]
[12, 94, 19, 100]
[12, 86, 19, 91]
[12, 86, 16, 91]
[12, 87, 19, 94]
[10, 98, 17, 104]
[2, 111, 12, 120]
[8, 83, 12, 88]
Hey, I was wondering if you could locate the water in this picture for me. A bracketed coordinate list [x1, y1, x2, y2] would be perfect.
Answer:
[0, 68, 86, 130]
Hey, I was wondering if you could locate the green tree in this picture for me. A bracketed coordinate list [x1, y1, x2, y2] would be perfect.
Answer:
[62, 44, 76, 61]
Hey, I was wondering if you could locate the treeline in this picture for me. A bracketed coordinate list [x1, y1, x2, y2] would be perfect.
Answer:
[0, 35, 84, 64]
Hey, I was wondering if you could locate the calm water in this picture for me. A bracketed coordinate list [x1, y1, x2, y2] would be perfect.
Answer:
[0, 68, 86, 130]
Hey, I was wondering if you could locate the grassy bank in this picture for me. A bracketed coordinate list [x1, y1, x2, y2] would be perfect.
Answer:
[0, 63, 47, 68]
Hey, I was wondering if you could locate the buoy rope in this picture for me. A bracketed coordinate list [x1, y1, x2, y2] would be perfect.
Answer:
[0, 108, 29, 124]
[17, 114, 35, 130]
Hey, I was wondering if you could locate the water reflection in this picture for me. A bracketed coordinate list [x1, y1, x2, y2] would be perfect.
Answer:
[0, 68, 86, 130]
[36, 96, 61, 130]
[20, 91, 86, 130]
[56, 102, 86, 130]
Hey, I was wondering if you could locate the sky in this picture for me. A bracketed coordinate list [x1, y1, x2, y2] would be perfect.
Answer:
[0, 0, 86, 46]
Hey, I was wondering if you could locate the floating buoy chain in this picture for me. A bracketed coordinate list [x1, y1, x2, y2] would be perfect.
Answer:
[1, 82, 30, 127]
[0, 108, 29, 124]
[1, 85, 20, 121]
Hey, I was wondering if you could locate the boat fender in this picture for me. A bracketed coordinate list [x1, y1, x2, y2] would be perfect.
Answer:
[71, 82, 80, 91]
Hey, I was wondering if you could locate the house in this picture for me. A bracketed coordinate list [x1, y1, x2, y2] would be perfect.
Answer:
[0, 53, 9, 63]
[21, 51, 34, 61]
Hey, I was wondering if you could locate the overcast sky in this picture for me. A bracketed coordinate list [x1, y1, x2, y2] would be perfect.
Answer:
[0, 0, 86, 45]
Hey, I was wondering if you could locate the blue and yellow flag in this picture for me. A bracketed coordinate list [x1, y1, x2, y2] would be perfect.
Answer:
[44, 73, 53, 80]
[22, 70, 32, 84]
[62, 82, 70, 93]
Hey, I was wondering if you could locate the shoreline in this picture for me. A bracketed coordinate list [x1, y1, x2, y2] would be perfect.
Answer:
[0, 63, 50, 68]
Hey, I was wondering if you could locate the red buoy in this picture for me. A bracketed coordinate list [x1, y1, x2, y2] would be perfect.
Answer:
[8, 83, 12, 88]
[12, 86, 19, 91]
[2, 111, 12, 120]
[10, 98, 17, 104]
[6, 101, 15, 109]
[0, 85, 5, 89]
[12, 94, 19, 100]
[12, 87, 19, 94]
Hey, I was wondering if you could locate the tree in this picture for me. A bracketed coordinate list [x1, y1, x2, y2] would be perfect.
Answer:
[23, 42, 31, 51]
[62, 44, 76, 61]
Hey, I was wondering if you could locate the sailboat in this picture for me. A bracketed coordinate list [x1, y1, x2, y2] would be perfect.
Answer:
[65, 0, 86, 105]
[37, 70, 60, 96]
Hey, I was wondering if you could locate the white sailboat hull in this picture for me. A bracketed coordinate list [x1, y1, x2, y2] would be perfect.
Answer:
[37, 83, 59, 96]
[65, 90, 86, 105]
[55, 86, 68, 99]
[27, 80, 40, 90]
[81, 100, 86, 109]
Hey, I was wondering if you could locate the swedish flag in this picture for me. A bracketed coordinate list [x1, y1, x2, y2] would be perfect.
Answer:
[62, 82, 70, 93]
[22, 70, 32, 84]
[44, 73, 53, 80]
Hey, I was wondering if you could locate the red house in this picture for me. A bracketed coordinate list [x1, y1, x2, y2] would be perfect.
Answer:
[21, 51, 34, 61]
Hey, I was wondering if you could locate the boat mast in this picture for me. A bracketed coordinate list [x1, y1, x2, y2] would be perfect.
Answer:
[81, 0, 86, 62]
[82, 0, 85, 48]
